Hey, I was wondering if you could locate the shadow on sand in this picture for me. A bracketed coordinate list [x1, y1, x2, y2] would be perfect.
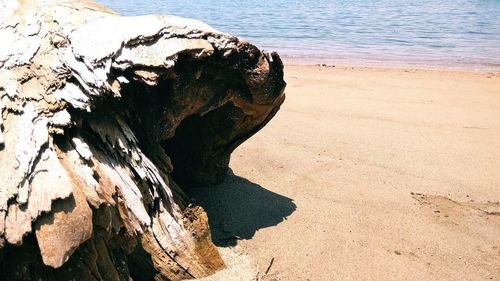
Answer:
[185, 169, 296, 247]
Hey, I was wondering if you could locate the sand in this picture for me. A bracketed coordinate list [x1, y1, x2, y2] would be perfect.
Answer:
[189, 65, 500, 281]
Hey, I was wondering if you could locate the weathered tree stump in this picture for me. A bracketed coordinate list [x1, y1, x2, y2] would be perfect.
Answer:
[0, 1, 286, 280]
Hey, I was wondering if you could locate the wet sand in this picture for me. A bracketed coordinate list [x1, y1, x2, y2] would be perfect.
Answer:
[191, 65, 500, 281]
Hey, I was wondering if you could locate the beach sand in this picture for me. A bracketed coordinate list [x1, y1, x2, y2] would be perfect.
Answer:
[190, 65, 500, 281]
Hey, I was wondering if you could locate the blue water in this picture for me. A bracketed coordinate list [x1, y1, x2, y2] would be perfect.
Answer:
[96, 0, 500, 70]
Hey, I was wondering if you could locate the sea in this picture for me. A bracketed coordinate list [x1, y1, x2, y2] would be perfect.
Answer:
[95, 0, 500, 71]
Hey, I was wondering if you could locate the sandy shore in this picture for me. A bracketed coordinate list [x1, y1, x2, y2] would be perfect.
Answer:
[190, 65, 500, 281]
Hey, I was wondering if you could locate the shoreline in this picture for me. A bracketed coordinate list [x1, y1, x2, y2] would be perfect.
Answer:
[283, 62, 500, 76]
[280, 57, 500, 73]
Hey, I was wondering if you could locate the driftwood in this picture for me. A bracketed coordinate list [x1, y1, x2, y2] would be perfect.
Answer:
[0, 0, 286, 280]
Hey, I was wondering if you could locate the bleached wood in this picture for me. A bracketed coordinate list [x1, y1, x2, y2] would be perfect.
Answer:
[0, 0, 285, 279]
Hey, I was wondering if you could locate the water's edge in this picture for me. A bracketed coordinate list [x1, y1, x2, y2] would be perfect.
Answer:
[281, 57, 500, 73]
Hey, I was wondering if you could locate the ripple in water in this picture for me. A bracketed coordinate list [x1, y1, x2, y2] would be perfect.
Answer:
[96, 0, 500, 70]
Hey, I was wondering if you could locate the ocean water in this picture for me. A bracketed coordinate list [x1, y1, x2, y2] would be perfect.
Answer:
[96, 0, 500, 70]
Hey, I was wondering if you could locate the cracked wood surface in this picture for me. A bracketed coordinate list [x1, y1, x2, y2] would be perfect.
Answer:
[0, 0, 286, 280]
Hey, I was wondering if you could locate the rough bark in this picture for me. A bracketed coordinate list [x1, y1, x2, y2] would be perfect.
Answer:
[0, 1, 286, 280]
